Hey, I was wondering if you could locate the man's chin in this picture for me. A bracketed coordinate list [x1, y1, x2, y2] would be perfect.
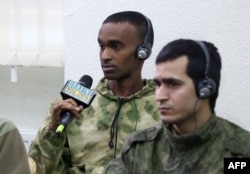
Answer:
[103, 74, 116, 80]
[160, 115, 176, 124]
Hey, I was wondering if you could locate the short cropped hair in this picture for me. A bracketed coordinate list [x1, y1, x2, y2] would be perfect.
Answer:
[103, 11, 154, 48]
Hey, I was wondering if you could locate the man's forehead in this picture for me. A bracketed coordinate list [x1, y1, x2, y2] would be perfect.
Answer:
[154, 57, 189, 79]
[98, 22, 139, 45]
[100, 22, 136, 33]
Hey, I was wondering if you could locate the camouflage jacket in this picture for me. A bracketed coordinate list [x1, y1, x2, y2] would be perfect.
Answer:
[106, 115, 250, 174]
[0, 118, 30, 174]
[28, 78, 159, 174]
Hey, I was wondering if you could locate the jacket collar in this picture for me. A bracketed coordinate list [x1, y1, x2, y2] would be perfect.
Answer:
[95, 78, 156, 101]
[164, 114, 219, 151]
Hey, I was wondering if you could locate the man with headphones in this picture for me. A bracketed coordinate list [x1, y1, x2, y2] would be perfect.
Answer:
[106, 39, 250, 173]
[28, 11, 159, 174]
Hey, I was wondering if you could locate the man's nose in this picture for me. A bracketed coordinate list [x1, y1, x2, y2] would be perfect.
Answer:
[155, 86, 169, 102]
[100, 48, 111, 61]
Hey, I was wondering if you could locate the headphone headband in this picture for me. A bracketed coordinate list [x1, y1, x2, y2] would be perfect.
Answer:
[194, 40, 216, 99]
[136, 15, 152, 60]
[143, 16, 151, 47]
[194, 41, 210, 80]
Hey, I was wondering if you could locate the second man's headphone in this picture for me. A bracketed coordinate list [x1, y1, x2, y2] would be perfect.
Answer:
[136, 15, 152, 60]
[194, 41, 217, 99]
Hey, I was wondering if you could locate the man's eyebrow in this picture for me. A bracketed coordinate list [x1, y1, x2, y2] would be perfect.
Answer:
[109, 40, 123, 45]
[97, 38, 123, 45]
[154, 77, 183, 83]
[97, 38, 102, 44]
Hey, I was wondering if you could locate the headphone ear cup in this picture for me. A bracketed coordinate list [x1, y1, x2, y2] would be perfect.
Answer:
[198, 78, 216, 99]
[136, 44, 152, 60]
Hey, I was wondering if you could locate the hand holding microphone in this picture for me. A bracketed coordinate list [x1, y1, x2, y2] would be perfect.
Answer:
[51, 75, 96, 136]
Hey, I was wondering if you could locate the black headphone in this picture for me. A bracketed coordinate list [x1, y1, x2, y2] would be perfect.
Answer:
[136, 15, 152, 60]
[195, 40, 217, 99]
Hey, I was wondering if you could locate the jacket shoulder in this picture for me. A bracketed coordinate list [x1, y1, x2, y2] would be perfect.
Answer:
[218, 117, 250, 157]
[122, 123, 163, 153]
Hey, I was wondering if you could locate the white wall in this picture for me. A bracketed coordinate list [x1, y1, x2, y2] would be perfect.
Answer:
[0, 0, 249, 134]
[64, 0, 250, 131]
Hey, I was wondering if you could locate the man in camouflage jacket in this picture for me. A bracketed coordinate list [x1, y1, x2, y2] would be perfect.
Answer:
[106, 39, 250, 173]
[28, 11, 159, 174]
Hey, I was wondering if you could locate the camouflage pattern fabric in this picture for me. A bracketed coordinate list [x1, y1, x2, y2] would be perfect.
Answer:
[28, 78, 159, 174]
[106, 115, 250, 174]
[0, 118, 30, 174]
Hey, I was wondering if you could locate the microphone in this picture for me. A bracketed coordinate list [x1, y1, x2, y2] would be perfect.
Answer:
[55, 75, 96, 135]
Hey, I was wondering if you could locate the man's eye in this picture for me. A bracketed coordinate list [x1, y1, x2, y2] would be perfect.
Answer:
[112, 44, 121, 49]
[169, 82, 179, 87]
[99, 45, 105, 50]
